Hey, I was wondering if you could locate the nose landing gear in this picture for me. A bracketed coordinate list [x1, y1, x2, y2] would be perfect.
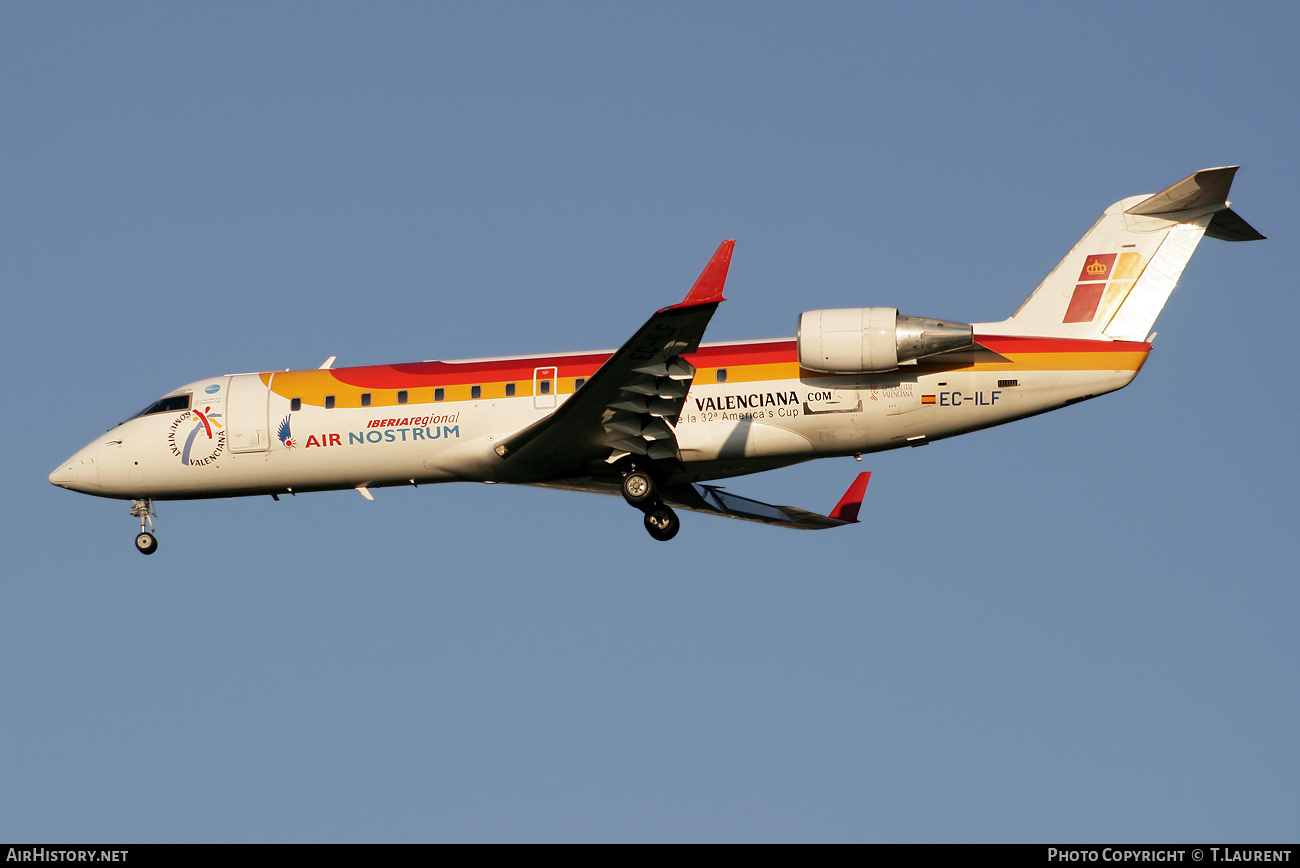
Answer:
[621, 467, 680, 542]
[130, 499, 158, 555]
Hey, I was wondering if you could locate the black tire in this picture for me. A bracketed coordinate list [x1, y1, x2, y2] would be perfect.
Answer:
[621, 470, 655, 506]
[643, 506, 680, 542]
[135, 532, 158, 555]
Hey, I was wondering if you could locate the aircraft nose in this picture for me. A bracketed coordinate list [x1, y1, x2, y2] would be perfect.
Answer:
[49, 449, 102, 493]
[49, 461, 77, 488]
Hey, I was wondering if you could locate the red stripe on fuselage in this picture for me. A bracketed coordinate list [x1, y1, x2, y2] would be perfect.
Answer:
[974, 335, 1151, 354]
[330, 352, 612, 388]
[689, 341, 798, 365]
[321, 336, 1145, 388]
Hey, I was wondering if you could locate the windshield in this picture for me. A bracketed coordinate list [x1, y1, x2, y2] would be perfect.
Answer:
[131, 394, 191, 420]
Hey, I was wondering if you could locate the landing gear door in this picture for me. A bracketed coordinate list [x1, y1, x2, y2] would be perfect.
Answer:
[227, 373, 271, 453]
[533, 367, 558, 410]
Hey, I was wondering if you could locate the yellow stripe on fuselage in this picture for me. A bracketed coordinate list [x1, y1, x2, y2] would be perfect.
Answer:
[261, 370, 588, 409]
[915, 350, 1150, 374]
[699, 350, 1148, 385]
[260, 348, 1147, 409]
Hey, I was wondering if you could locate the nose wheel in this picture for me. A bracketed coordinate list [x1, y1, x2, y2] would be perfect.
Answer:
[135, 531, 158, 555]
[130, 499, 158, 555]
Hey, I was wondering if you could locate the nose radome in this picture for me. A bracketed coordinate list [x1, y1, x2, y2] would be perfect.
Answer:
[50, 450, 102, 492]
[49, 460, 78, 488]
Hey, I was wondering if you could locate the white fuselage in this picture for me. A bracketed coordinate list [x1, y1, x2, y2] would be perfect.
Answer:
[50, 332, 1147, 501]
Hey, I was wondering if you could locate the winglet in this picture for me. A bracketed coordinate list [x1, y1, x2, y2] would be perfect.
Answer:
[667, 240, 734, 310]
[828, 472, 871, 523]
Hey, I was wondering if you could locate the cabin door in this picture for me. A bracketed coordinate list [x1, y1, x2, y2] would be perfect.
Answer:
[533, 367, 558, 410]
[226, 373, 271, 453]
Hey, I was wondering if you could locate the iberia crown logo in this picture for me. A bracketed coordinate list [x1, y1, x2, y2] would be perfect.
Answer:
[1086, 259, 1108, 276]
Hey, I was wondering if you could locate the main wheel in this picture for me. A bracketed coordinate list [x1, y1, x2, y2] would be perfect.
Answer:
[621, 470, 655, 506]
[135, 531, 158, 555]
[643, 506, 680, 542]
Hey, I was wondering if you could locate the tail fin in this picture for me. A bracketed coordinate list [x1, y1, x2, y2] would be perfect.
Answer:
[992, 167, 1263, 340]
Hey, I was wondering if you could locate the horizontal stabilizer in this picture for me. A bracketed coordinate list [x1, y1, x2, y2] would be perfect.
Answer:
[1205, 207, 1266, 242]
[1125, 165, 1240, 216]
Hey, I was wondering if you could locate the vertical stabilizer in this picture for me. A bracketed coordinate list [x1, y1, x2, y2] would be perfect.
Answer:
[985, 167, 1261, 340]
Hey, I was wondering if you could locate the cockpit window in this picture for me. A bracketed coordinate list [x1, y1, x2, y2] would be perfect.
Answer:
[133, 394, 191, 419]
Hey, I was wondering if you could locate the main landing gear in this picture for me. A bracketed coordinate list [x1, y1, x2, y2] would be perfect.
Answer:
[130, 499, 158, 555]
[621, 468, 680, 542]
[643, 506, 680, 542]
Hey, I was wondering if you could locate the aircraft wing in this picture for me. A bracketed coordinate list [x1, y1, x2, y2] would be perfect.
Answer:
[494, 241, 734, 479]
[663, 472, 872, 529]
[532, 471, 872, 530]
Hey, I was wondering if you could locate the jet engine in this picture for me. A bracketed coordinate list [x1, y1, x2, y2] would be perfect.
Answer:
[797, 308, 974, 373]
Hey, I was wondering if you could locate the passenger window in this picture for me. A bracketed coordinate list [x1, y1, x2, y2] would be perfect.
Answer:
[716, 369, 727, 383]
[471, 385, 482, 399]
[290, 398, 302, 412]
[397, 390, 408, 404]
[361, 393, 372, 407]
[325, 395, 336, 409]
[539, 380, 551, 395]
[434, 388, 445, 402]
[505, 383, 516, 397]
[575, 378, 586, 390]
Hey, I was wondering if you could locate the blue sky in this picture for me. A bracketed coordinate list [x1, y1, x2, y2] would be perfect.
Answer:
[3, 2, 1297, 842]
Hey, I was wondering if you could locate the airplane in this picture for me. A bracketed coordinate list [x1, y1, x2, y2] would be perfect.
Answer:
[49, 167, 1262, 553]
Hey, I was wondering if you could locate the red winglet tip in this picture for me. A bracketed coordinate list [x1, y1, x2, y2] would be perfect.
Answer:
[828, 472, 871, 523]
[669, 240, 734, 310]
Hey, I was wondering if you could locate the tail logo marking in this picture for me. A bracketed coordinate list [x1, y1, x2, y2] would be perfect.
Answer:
[1079, 254, 1116, 282]
[1064, 284, 1106, 323]
[1064, 252, 1147, 324]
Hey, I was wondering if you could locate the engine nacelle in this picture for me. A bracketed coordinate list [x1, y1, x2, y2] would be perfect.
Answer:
[797, 308, 974, 373]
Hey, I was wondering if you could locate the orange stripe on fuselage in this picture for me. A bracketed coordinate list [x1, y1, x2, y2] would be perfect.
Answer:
[261, 336, 1150, 408]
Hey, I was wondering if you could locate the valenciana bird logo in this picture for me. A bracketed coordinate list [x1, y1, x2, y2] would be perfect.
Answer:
[277, 415, 295, 449]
